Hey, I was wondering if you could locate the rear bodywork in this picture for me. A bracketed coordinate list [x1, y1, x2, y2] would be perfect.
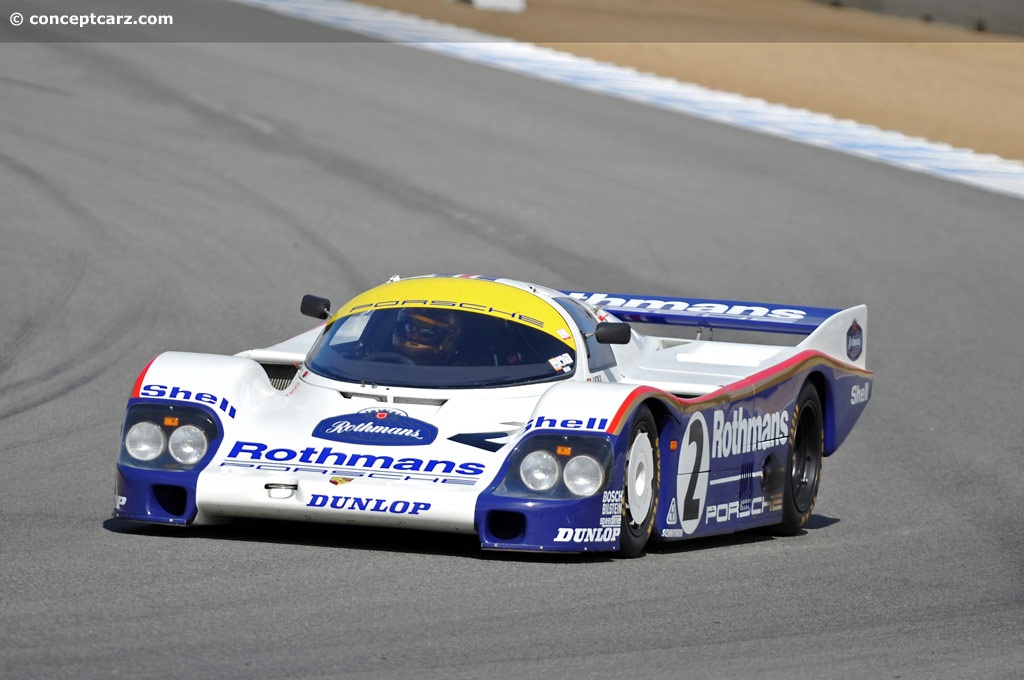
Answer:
[115, 275, 872, 553]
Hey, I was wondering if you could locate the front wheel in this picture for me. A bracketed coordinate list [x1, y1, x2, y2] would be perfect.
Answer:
[777, 382, 824, 535]
[620, 406, 660, 557]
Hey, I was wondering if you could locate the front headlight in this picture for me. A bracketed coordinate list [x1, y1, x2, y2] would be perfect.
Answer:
[168, 425, 208, 465]
[120, 404, 220, 469]
[125, 422, 165, 461]
[563, 455, 604, 497]
[520, 450, 559, 491]
[497, 433, 614, 499]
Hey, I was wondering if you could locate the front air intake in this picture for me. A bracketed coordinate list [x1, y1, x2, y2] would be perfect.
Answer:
[261, 363, 299, 390]
[486, 511, 526, 541]
[153, 485, 187, 517]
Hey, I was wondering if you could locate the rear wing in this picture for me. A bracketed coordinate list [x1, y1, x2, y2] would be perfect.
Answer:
[564, 291, 839, 335]
[564, 291, 867, 368]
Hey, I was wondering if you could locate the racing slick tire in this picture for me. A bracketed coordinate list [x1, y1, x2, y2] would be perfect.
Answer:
[777, 381, 823, 535]
[620, 406, 660, 557]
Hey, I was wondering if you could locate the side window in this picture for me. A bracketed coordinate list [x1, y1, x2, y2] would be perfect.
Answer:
[554, 298, 617, 373]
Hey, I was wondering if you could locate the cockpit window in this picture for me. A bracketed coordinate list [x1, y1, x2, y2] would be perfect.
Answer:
[554, 297, 618, 373]
[306, 307, 577, 389]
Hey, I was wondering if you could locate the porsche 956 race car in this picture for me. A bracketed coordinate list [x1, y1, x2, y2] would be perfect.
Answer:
[115, 274, 872, 556]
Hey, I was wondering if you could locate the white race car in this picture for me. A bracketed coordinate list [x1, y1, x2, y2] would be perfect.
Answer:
[115, 274, 872, 556]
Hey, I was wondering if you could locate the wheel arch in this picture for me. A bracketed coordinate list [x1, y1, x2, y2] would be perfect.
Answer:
[641, 396, 677, 436]
[618, 398, 671, 557]
[630, 396, 684, 543]
[635, 395, 683, 462]
[805, 369, 837, 456]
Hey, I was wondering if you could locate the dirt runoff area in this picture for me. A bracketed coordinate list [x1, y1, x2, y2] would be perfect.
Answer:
[356, 0, 1024, 162]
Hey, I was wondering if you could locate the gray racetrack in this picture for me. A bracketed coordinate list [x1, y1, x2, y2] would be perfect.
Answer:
[2, 3, 1022, 679]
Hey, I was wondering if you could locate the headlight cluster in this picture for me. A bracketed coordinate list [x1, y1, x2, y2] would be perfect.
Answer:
[520, 449, 604, 496]
[121, 405, 218, 468]
[503, 434, 612, 499]
[520, 450, 561, 491]
[124, 422, 165, 461]
[562, 455, 605, 497]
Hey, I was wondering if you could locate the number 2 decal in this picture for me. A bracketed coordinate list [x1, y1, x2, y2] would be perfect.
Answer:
[676, 412, 710, 535]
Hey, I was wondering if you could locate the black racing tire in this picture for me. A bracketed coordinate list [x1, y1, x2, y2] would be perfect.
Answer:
[777, 381, 824, 535]
[620, 406, 660, 558]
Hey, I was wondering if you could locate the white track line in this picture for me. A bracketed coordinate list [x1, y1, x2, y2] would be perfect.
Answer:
[232, 0, 1024, 201]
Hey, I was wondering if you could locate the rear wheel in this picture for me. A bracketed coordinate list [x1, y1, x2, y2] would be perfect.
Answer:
[620, 406, 660, 557]
[777, 382, 823, 535]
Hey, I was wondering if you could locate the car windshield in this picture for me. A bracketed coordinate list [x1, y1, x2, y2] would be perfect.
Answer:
[306, 307, 577, 389]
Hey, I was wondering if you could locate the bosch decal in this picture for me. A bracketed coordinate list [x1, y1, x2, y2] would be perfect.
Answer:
[306, 494, 430, 515]
[599, 490, 622, 529]
[600, 489, 622, 516]
[312, 408, 438, 446]
[139, 384, 237, 418]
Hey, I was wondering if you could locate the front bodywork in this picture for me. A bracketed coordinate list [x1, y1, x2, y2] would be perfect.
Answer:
[115, 275, 872, 553]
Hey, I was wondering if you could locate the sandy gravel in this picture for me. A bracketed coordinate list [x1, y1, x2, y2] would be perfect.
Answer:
[356, 0, 1024, 161]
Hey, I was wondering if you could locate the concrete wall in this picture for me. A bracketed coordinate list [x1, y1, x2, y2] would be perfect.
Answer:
[819, 0, 1024, 35]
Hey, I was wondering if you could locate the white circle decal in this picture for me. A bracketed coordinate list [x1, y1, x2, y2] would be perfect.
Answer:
[677, 412, 710, 535]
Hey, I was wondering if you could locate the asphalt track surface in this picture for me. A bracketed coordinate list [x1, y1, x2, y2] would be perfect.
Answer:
[2, 3, 1023, 679]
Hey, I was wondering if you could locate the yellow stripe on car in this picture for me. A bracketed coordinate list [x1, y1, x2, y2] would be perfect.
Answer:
[333, 277, 576, 349]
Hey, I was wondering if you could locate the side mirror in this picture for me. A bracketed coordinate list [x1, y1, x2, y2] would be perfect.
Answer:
[594, 322, 631, 344]
[301, 294, 331, 320]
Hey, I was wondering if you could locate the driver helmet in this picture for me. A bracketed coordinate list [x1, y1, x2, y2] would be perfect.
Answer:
[392, 308, 461, 364]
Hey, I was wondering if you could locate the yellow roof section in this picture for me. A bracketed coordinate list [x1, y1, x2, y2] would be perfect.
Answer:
[333, 277, 575, 349]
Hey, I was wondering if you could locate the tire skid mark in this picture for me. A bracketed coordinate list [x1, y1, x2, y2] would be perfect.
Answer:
[0, 149, 103, 386]
[31, 45, 664, 293]
[47, 43, 295, 156]
[0, 74, 73, 97]
[0, 361, 111, 424]
[0, 149, 113, 242]
[0, 249, 87, 382]
[239, 116, 660, 293]
[26, 46, 396, 295]
[39, 45, 662, 292]
[211, 170, 375, 295]
[0, 302, 162, 423]
[0, 145, 172, 419]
